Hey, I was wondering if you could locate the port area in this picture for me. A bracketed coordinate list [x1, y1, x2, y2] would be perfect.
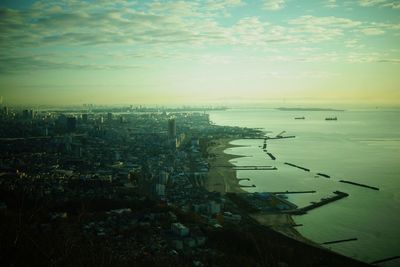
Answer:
[226, 191, 349, 216]
[290, 191, 349, 215]
[226, 192, 298, 213]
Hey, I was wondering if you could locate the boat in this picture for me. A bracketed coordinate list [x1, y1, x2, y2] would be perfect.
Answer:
[294, 116, 305, 120]
[325, 117, 337, 121]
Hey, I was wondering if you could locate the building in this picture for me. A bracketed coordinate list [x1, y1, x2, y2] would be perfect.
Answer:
[168, 118, 176, 138]
[171, 223, 189, 237]
[107, 112, 112, 121]
[67, 117, 77, 132]
[82, 113, 88, 122]
[155, 183, 165, 197]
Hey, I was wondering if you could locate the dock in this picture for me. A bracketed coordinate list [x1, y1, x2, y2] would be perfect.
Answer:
[291, 191, 349, 215]
[284, 162, 310, 172]
[266, 152, 276, 160]
[266, 136, 296, 140]
[370, 256, 400, 265]
[234, 167, 277, 171]
[339, 180, 379, 191]
[270, 190, 316, 194]
[213, 165, 273, 168]
[240, 184, 256, 188]
[321, 238, 357, 245]
[317, 173, 331, 178]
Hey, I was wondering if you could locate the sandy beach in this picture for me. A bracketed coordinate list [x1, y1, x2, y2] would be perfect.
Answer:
[205, 138, 245, 194]
[206, 138, 314, 243]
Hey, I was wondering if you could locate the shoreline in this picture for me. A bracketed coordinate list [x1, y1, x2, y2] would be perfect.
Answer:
[206, 138, 314, 243]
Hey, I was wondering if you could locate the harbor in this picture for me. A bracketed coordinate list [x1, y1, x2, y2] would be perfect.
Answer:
[290, 191, 349, 215]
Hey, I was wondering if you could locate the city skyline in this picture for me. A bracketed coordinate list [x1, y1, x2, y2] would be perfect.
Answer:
[0, 0, 399, 106]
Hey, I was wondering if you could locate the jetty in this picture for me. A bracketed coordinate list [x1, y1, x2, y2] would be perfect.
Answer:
[321, 238, 358, 245]
[290, 191, 349, 215]
[213, 165, 273, 168]
[240, 184, 256, 188]
[371, 256, 400, 265]
[234, 167, 277, 171]
[317, 173, 331, 178]
[266, 136, 296, 140]
[270, 190, 316, 194]
[266, 152, 276, 160]
[284, 162, 310, 172]
[339, 180, 379, 191]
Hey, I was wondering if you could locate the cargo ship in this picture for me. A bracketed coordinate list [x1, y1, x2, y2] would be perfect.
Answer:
[325, 117, 337, 121]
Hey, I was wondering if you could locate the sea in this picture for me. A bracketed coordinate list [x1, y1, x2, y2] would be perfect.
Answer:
[208, 107, 400, 266]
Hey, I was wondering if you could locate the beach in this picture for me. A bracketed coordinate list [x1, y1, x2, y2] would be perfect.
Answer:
[206, 138, 311, 243]
[205, 138, 244, 194]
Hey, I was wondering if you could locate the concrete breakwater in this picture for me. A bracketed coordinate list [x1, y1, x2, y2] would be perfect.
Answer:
[339, 180, 379, 191]
[290, 191, 349, 215]
[284, 162, 310, 172]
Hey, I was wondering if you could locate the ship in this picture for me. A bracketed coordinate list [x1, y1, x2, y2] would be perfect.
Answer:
[325, 117, 337, 121]
[294, 116, 305, 120]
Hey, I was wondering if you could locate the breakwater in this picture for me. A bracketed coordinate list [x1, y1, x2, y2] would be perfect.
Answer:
[339, 180, 379, 191]
[284, 162, 310, 172]
[291, 191, 349, 215]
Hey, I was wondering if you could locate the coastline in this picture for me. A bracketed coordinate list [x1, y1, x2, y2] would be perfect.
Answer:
[206, 138, 313, 243]
[205, 138, 246, 194]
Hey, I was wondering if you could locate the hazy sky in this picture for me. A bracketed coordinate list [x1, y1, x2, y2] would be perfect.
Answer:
[0, 0, 399, 106]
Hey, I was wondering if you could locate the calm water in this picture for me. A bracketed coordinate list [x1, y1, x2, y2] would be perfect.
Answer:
[209, 108, 400, 266]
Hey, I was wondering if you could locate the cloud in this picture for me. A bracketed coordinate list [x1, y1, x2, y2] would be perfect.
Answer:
[262, 0, 285, 10]
[0, 54, 138, 74]
[376, 59, 400, 63]
[360, 27, 385, 35]
[358, 0, 400, 8]
[325, 0, 338, 8]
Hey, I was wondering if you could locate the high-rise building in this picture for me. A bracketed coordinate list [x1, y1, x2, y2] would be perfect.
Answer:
[107, 112, 112, 121]
[67, 117, 77, 132]
[168, 118, 176, 138]
[82, 113, 88, 122]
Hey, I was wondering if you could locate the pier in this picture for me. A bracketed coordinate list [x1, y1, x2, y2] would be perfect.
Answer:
[240, 184, 256, 188]
[234, 167, 277, 171]
[321, 238, 358, 245]
[270, 190, 316, 194]
[284, 162, 310, 172]
[339, 180, 379, 191]
[292, 224, 303, 227]
[266, 152, 276, 160]
[317, 173, 330, 178]
[266, 136, 296, 140]
[371, 256, 400, 265]
[290, 191, 349, 215]
[213, 165, 273, 168]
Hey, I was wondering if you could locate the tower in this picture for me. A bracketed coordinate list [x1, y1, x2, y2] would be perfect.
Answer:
[168, 118, 176, 138]
[67, 117, 77, 132]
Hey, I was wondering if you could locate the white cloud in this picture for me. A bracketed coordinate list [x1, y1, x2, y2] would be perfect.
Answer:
[360, 27, 385, 35]
[358, 0, 387, 7]
[262, 0, 285, 10]
[325, 0, 338, 8]
[358, 0, 400, 8]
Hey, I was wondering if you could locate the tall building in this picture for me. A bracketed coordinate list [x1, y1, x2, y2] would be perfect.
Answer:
[67, 117, 77, 132]
[82, 113, 88, 122]
[168, 118, 176, 138]
[107, 112, 112, 121]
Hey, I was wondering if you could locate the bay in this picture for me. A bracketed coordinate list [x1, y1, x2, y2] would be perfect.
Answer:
[209, 108, 400, 266]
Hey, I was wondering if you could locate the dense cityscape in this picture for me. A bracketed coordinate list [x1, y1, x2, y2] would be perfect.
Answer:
[0, 105, 375, 266]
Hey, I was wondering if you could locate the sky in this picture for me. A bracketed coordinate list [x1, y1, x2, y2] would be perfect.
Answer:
[0, 0, 399, 106]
